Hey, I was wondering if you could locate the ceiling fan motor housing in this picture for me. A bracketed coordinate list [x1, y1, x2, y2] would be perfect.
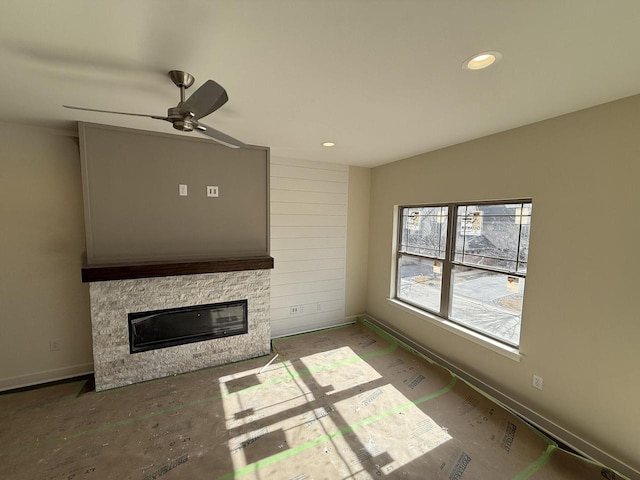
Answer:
[167, 106, 195, 132]
[172, 120, 194, 132]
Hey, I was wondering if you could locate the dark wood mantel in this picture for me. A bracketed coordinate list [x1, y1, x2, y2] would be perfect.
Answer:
[81, 256, 274, 283]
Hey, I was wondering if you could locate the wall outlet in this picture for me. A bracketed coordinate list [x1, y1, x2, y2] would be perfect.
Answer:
[206, 186, 219, 197]
[50, 339, 61, 351]
[316, 302, 323, 311]
[179, 184, 188, 196]
[532, 374, 544, 390]
[290, 306, 300, 315]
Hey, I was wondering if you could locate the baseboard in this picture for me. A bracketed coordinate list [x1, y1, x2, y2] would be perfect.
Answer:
[360, 314, 638, 480]
[270, 316, 358, 339]
[0, 363, 94, 392]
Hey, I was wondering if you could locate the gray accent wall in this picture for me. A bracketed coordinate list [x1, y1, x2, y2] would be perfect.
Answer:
[79, 123, 269, 264]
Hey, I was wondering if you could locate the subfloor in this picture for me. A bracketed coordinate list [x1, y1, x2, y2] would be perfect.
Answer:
[0, 320, 624, 479]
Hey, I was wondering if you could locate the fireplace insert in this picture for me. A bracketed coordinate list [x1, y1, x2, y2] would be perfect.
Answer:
[128, 300, 248, 353]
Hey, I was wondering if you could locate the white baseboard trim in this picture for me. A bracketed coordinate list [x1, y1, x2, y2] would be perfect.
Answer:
[360, 314, 637, 480]
[270, 316, 358, 339]
[0, 363, 94, 392]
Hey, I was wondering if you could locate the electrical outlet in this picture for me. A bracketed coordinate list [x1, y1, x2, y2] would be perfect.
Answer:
[50, 339, 61, 351]
[532, 374, 544, 390]
[206, 186, 219, 197]
[179, 184, 188, 196]
[316, 302, 322, 311]
[290, 306, 300, 315]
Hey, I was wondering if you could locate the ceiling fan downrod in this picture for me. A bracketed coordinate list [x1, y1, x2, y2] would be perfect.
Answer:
[168, 70, 195, 103]
[167, 70, 197, 130]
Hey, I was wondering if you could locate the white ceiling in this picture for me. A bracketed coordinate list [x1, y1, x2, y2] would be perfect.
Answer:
[1, 1, 639, 167]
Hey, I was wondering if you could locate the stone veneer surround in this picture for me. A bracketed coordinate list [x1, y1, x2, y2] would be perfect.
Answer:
[89, 269, 270, 391]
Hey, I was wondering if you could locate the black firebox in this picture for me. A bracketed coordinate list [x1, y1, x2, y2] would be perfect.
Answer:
[128, 300, 248, 354]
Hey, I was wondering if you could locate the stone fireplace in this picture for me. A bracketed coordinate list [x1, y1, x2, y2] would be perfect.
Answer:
[84, 258, 273, 391]
[76, 125, 273, 391]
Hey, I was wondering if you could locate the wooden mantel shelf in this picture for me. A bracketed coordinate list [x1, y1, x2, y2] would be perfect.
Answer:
[81, 256, 274, 283]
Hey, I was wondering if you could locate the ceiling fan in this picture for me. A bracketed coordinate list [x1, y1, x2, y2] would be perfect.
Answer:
[64, 70, 246, 148]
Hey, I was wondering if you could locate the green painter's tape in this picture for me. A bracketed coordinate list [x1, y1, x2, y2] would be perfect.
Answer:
[218, 376, 458, 480]
[359, 317, 443, 368]
[513, 444, 557, 479]
[272, 336, 398, 381]
[6, 332, 398, 455]
[360, 318, 561, 447]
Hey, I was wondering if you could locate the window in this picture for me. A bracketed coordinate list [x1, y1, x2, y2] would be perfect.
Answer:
[396, 201, 532, 348]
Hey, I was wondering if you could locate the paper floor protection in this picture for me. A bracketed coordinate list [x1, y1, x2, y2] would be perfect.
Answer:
[0, 320, 624, 479]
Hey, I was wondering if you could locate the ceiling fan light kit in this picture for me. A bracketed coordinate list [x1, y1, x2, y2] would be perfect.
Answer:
[64, 70, 245, 148]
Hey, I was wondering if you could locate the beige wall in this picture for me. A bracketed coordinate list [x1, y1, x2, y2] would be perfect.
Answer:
[0, 124, 92, 389]
[345, 166, 370, 317]
[366, 95, 640, 472]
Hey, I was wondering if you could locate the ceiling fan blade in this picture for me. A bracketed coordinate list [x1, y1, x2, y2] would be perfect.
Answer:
[195, 121, 246, 148]
[63, 105, 168, 120]
[180, 80, 228, 120]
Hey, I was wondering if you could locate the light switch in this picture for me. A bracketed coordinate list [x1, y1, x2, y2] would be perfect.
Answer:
[207, 186, 219, 197]
[179, 184, 188, 196]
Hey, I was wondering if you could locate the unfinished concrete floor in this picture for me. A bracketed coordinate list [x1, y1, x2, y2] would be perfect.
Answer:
[0, 320, 624, 479]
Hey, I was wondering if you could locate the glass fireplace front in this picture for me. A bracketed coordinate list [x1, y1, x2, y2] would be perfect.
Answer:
[128, 300, 248, 353]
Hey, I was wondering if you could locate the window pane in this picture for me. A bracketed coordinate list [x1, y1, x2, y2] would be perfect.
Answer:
[450, 265, 525, 346]
[517, 223, 530, 274]
[400, 206, 448, 259]
[454, 203, 531, 273]
[397, 254, 442, 313]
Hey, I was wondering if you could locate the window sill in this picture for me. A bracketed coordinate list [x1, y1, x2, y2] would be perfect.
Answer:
[387, 298, 522, 362]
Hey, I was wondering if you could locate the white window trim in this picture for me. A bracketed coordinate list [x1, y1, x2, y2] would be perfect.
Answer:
[387, 297, 522, 361]
[389, 201, 531, 361]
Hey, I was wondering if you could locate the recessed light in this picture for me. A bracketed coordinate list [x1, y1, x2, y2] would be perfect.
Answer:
[322, 142, 335, 147]
[462, 51, 502, 70]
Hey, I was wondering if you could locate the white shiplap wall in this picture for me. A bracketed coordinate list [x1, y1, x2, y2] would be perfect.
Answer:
[270, 156, 349, 338]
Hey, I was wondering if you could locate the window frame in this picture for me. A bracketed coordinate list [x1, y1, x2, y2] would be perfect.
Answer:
[394, 199, 532, 349]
